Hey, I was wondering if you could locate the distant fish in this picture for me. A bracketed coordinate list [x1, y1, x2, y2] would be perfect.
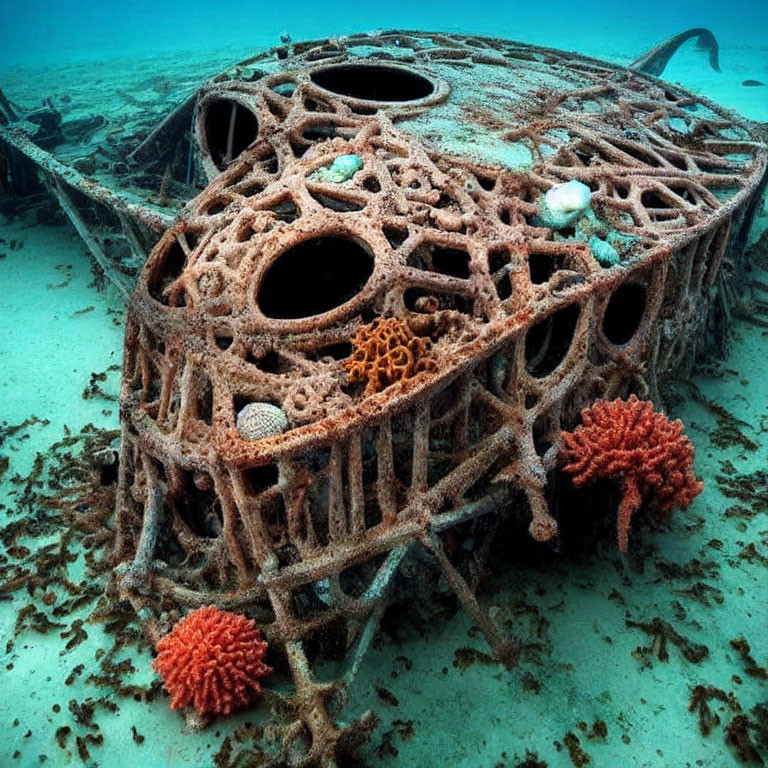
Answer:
[742, 79, 765, 87]
[629, 28, 720, 77]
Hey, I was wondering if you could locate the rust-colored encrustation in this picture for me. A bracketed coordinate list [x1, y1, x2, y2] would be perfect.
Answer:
[344, 316, 437, 394]
[109, 31, 768, 766]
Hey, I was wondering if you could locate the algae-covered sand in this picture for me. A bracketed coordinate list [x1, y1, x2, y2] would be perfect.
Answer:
[1, 35, 767, 768]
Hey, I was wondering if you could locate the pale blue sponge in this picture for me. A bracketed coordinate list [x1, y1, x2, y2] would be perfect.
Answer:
[589, 235, 621, 267]
[312, 154, 364, 182]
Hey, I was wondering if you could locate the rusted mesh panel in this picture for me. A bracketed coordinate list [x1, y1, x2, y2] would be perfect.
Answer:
[192, 32, 765, 225]
[112, 32, 767, 767]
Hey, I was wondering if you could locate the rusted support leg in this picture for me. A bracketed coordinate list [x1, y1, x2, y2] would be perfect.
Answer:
[332, 548, 414, 706]
[328, 601, 388, 718]
[282, 639, 371, 768]
[418, 529, 521, 667]
[116, 457, 166, 595]
[116, 210, 152, 265]
[47, 176, 131, 300]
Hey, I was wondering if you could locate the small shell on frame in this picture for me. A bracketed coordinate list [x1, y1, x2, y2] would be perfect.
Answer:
[236, 402, 289, 440]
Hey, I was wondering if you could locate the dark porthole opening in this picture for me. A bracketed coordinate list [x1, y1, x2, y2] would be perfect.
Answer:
[532, 412, 555, 457]
[603, 283, 646, 345]
[406, 245, 471, 279]
[196, 373, 213, 425]
[203, 98, 259, 171]
[258, 237, 374, 319]
[99, 458, 119, 486]
[148, 238, 186, 305]
[528, 252, 561, 284]
[309, 64, 434, 102]
[171, 471, 223, 539]
[641, 190, 673, 209]
[302, 125, 339, 142]
[525, 304, 580, 378]
[214, 334, 234, 350]
[404, 287, 473, 315]
[244, 465, 279, 496]
[310, 342, 353, 361]
[432, 247, 471, 279]
[383, 225, 408, 249]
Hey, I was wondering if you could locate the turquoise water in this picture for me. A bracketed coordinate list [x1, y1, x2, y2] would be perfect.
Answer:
[1, 0, 767, 70]
[1, 4, 767, 768]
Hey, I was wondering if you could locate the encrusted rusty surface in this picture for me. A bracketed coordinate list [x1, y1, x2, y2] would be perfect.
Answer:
[111, 31, 768, 767]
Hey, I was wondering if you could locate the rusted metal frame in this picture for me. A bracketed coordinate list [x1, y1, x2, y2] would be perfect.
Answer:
[326, 548, 413, 711]
[171, 354, 200, 440]
[112, 424, 137, 561]
[133, 457, 165, 568]
[202, 263, 684, 469]
[269, 602, 346, 643]
[279, 458, 317, 553]
[607, 261, 668, 402]
[700, 218, 732, 291]
[116, 210, 154, 267]
[410, 404, 431, 496]
[115, 454, 166, 595]
[109, 31, 768, 759]
[209, 466, 252, 586]
[155, 350, 180, 427]
[334, 600, 388, 705]
[327, 541, 414, 619]
[258, 452, 514, 593]
[347, 433, 365, 536]
[130, 407, 209, 472]
[418, 528, 520, 665]
[259, 519, 423, 592]
[276, 645, 377, 768]
[129, 91, 197, 164]
[280, 639, 344, 767]
[376, 416, 397, 524]
[228, 469, 281, 572]
[430, 484, 512, 531]
[47, 175, 132, 301]
[150, 577, 270, 612]
[0, 89, 18, 122]
[0, 124, 174, 232]
[328, 441, 347, 541]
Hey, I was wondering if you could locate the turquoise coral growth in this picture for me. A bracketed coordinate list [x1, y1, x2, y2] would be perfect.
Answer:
[311, 154, 363, 183]
[589, 235, 620, 267]
[533, 180, 637, 268]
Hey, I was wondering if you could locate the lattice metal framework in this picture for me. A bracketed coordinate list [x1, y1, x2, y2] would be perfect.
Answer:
[111, 32, 767, 767]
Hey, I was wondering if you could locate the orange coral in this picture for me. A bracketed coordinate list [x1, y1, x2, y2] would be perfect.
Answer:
[344, 316, 437, 394]
[153, 605, 271, 716]
[560, 395, 703, 552]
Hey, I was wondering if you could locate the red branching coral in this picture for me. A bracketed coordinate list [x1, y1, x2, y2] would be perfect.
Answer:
[153, 605, 271, 716]
[560, 395, 703, 552]
[344, 316, 437, 394]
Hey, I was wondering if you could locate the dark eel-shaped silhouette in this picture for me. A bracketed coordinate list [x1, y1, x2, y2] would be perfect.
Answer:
[629, 28, 721, 77]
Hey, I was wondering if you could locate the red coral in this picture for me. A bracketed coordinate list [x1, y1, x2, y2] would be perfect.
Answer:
[153, 605, 271, 716]
[560, 395, 703, 552]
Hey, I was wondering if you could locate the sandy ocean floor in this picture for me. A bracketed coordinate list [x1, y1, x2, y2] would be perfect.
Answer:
[1, 28, 767, 768]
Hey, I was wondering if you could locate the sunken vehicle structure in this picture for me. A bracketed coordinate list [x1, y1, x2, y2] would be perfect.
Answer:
[2, 29, 767, 767]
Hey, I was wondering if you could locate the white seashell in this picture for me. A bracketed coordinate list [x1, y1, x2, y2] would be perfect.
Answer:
[236, 402, 289, 441]
[544, 179, 591, 213]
